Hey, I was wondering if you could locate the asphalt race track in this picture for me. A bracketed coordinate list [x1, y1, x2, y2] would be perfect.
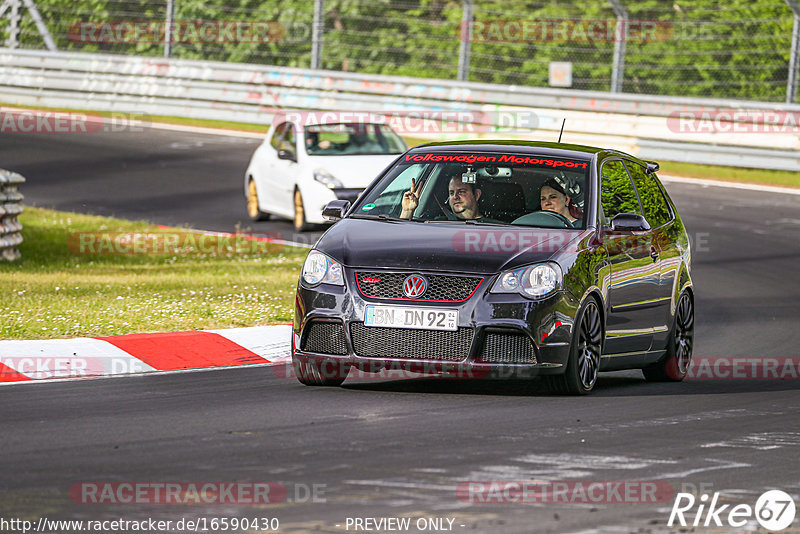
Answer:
[2, 127, 800, 533]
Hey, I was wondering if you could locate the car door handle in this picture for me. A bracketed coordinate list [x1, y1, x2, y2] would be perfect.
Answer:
[650, 246, 659, 262]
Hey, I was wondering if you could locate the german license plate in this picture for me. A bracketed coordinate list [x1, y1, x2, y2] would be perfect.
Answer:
[364, 305, 458, 331]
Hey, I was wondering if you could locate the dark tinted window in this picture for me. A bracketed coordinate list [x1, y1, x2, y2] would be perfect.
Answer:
[625, 161, 672, 228]
[304, 123, 406, 155]
[600, 160, 640, 225]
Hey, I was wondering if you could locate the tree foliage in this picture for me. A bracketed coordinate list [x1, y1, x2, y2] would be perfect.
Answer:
[4, 0, 797, 102]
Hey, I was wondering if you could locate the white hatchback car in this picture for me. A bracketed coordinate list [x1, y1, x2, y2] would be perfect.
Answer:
[244, 120, 407, 231]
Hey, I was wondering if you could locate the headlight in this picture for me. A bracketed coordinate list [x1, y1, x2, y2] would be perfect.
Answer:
[313, 169, 344, 189]
[490, 262, 562, 298]
[302, 251, 344, 286]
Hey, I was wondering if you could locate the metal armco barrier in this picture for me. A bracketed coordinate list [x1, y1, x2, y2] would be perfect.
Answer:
[1, 49, 799, 171]
[0, 168, 24, 261]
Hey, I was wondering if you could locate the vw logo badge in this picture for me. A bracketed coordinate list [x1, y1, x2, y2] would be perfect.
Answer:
[403, 275, 428, 298]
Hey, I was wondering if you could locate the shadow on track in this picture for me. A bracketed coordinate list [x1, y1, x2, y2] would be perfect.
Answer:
[328, 373, 800, 397]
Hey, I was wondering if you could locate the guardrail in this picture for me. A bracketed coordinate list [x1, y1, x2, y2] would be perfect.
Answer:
[0, 168, 25, 261]
[0, 48, 798, 171]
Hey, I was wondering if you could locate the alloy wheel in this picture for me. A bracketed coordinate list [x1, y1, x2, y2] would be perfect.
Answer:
[577, 302, 602, 390]
[674, 294, 694, 375]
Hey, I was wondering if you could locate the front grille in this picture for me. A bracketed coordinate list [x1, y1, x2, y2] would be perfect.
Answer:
[355, 272, 483, 302]
[350, 322, 473, 361]
[479, 331, 537, 364]
[300, 320, 348, 355]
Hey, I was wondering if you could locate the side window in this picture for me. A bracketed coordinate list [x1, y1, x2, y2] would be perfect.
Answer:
[600, 160, 641, 225]
[357, 165, 425, 217]
[280, 124, 297, 155]
[270, 122, 287, 150]
[624, 161, 673, 228]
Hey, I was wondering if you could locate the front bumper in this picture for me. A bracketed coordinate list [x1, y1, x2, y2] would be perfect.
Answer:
[292, 268, 580, 379]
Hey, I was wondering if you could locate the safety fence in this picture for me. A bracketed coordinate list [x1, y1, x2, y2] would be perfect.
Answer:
[0, 168, 24, 261]
[1, 48, 799, 171]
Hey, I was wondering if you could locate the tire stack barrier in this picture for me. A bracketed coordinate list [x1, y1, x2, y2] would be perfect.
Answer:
[0, 169, 25, 261]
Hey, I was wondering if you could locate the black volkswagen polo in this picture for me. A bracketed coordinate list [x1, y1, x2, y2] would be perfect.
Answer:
[291, 140, 694, 394]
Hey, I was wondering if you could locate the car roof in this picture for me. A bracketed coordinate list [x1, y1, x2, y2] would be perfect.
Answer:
[408, 139, 642, 163]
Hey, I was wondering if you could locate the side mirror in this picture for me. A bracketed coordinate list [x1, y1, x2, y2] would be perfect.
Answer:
[611, 213, 650, 232]
[322, 200, 351, 221]
[277, 149, 297, 162]
[645, 161, 660, 174]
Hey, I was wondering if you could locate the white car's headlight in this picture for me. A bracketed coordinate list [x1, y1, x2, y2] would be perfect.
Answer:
[302, 251, 344, 286]
[490, 262, 562, 298]
[313, 169, 344, 189]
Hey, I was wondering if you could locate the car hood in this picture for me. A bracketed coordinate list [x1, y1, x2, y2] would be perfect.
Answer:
[304, 154, 399, 188]
[316, 218, 584, 274]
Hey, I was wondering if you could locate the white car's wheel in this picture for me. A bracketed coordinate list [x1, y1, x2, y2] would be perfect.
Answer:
[294, 189, 311, 232]
[247, 179, 270, 221]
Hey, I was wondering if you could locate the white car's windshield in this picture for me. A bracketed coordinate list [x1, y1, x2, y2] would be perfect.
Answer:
[352, 152, 591, 229]
[304, 123, 407, 156]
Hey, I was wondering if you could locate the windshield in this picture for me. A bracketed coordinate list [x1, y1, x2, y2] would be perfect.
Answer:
[304, 123, 407, 156]
[351, 152, 590, 229]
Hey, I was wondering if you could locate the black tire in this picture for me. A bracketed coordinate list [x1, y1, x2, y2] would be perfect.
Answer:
[643, 292, 694, 382]
[293, 189, 311, 232]
[246, 179, 270, 221]
[293, 357, 348, 387]
[544, 299, 603, 395]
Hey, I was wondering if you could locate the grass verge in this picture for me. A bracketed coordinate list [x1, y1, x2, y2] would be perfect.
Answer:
[0, 207, 306, 340]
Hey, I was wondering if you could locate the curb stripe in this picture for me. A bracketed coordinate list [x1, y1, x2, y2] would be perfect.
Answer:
[93, 331, 267, 371]
[0, 362, 32, 382]
[0, 326, 291, 385]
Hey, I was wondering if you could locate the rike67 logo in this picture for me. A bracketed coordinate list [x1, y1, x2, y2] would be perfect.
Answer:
[669, 489, 796, 531]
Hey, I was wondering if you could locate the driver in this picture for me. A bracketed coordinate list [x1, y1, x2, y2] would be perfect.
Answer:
[400, 172, 490, 221]
[540, 178, 580, 226]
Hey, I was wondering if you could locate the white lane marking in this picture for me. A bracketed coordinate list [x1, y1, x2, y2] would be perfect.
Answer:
[660, 174, 800, 196]
[169, 141, 205, 149]
[148, 121, 265, 140]
[466, 454, 676, 481]
[517, 453, 675, 470]
[700, 431, 800, 451]
[653, 458, 751, 479]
